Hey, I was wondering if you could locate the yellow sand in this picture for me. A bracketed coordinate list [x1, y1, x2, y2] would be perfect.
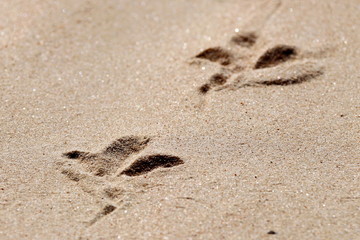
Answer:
[0, 0, 359, 239]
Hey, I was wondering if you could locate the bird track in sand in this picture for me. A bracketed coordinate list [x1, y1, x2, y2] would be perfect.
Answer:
[58, 136, 184, 227]
[190, 31, 326, 96]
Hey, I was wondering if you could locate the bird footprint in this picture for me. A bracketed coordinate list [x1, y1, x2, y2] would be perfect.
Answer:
[190, 31, 326, 95]
[58, 136, 184, 225]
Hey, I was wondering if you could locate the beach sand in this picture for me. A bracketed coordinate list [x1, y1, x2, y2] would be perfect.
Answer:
[0, 0, 359, 239]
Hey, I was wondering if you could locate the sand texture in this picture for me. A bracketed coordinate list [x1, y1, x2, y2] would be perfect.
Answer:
[0, 0, 359, 239]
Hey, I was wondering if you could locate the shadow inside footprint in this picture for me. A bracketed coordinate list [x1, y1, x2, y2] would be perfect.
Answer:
[198, 83, 211, 94]
[195, 47, 233, 65]
[254, 45, 297, 69]
[63, 150, 87, 159]
[198, 73, 229, 95]
[121, 154, 184, 176]
[216, 60, 325, 91]
[230, 32, 257, 48]
[88, 204, 117, 226]
[209, 73, 228, 85]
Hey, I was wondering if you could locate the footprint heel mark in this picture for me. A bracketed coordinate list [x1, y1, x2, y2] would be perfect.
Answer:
[121, 154, 184, 176]
[195, 47, 233, 66]
[230, 32, 258, 48]
[254, 45, 298, 69]
[62, 136, 151, 177]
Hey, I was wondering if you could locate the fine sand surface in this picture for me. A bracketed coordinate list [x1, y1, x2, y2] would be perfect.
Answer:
[1, 0, 359, 239]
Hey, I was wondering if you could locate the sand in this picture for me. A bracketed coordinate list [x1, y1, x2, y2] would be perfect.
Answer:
[0, 0, 359, 239]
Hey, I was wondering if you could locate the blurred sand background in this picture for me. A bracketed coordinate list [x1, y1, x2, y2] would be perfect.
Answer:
[0, 0, 359, 239]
